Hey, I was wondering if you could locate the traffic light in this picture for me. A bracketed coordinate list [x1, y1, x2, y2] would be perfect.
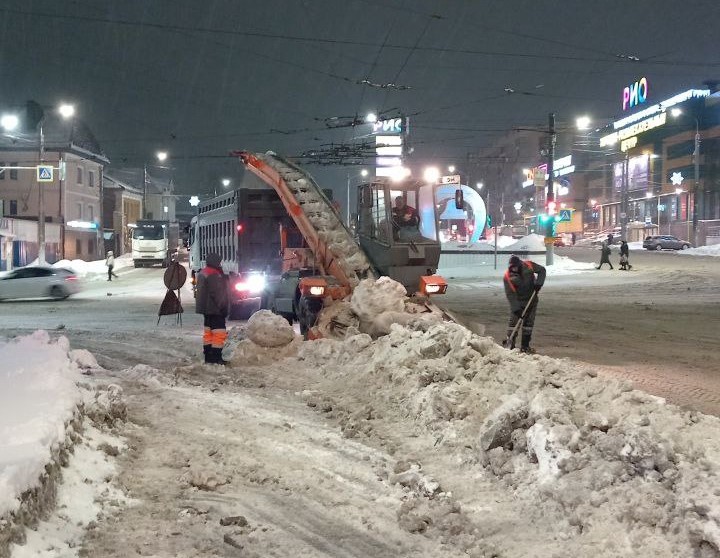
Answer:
[236, 223, 244, 233]
[546, 200, 557, 216]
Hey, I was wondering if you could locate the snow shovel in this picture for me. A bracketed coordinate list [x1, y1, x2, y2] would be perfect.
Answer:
[503, 291, 536, 349]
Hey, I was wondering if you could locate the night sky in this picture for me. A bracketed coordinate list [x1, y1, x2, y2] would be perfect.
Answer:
[1, 0, 718, 206]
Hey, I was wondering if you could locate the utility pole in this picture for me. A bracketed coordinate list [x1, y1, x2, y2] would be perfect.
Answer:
[143, 165, 148, 218]
[37, 121, 46, 265]
[620, 152, 629, 241]
[693, 123, 700, 247]
[545, 112, 556, 266]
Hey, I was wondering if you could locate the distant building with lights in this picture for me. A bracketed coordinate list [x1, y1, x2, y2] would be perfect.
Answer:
[0, 114, 108, 267]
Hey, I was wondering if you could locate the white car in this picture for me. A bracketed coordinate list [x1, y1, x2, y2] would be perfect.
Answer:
[0, 266, 81, 301]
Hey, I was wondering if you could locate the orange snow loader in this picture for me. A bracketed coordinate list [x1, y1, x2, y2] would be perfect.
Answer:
[235, 151, 449, 338]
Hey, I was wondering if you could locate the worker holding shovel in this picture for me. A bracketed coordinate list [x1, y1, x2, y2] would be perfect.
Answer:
[503, 254, 546, 353]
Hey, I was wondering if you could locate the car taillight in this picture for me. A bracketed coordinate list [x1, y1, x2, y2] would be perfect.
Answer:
[65, 276, 78, 281]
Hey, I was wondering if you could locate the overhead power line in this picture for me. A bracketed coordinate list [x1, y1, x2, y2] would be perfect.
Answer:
[3, 7, 719, 67]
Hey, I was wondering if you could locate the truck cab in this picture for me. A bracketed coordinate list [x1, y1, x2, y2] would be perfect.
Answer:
[356, 178, 442, 293]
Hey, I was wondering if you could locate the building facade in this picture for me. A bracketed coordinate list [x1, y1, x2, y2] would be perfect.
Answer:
[0, 114, 109, 265]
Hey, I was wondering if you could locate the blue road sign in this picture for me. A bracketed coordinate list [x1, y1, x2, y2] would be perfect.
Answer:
[37, 165, 53, 182]
[558, 209, 572, 222]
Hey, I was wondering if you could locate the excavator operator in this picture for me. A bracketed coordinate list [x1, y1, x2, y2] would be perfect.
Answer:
[391, 196, 420, 240]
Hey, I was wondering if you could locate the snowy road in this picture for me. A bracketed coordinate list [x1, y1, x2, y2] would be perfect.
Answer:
[5, 256, 720, 556]
[442, 247, 720, 415]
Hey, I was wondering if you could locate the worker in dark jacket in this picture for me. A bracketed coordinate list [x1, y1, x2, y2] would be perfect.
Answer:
[195, 252, 229, 364]
[503, 254, 546, 353]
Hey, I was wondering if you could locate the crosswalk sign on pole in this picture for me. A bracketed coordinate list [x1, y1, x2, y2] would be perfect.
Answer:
[558, 209, 572, 222]
[37, 165, 54, 182]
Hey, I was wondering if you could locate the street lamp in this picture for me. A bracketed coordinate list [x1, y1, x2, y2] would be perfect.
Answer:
[143, 150, 168, 218]
[365, 112, 377, 123]
[576, 115, 591, 130]
[222, 178, 231, 187]
[57, 103, 75, 119]
[36, 102, 77, 264]
[448, 165, 456, 173]
[423, 167, 440, 183]
[1, 114, 19, 131]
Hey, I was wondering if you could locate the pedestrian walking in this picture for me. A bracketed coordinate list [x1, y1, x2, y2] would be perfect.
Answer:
[571, 232, 576, 246]
[619, 240, 632, 270]
[503, 254, 546, 353]
[607, 233, 614, 246]
[195, 252, 229, 365]
[105, 251, 119, 281]
[596, 241, 614, 269]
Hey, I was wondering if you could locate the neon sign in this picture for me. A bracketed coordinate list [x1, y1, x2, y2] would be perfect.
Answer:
[372, 118, 403, 134]
[623, 77, 648, 111]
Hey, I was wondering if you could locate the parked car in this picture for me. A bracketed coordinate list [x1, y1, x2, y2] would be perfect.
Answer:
[0, 266, 81, 301]
[643, 235, 692, 251]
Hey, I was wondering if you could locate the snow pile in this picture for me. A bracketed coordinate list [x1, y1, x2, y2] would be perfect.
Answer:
[52, 253, 133, 279]
[0, 331, 83, 518]
[678, 243, 720, 257]
[350, 277, 406, 322]
[349, 277, 442, 337]
[296, 321, 720, 555]
[245, 310, 296, 347]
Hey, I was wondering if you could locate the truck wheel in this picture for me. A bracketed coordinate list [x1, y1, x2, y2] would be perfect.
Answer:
[280, 312, 294, 325]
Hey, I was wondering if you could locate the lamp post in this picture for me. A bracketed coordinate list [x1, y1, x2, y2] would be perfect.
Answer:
[143, 151, 168, 218]
[693, 120, 700, 247]
[346, 169, 368, 227]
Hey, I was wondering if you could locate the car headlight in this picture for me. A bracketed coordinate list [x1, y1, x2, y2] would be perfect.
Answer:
[308, 285, 325, 296]
[246, 274, 265, 293]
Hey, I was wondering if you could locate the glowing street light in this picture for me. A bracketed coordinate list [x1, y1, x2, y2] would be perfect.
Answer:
[448, 165, 456, 173]
[156, 151, 168, 162]
[222, 178, 231, 187]
[476, 182, 484, 190]
[671, 108, 682, 118]
[365, 112, 377, 123]
[360, 169, 369, 177]
[423, 166, 440, 183]
[0, 114, 19, 131]
[576, 115, 591, 130]
[58, 103, 75, 119]
[189, 195, 200, 207]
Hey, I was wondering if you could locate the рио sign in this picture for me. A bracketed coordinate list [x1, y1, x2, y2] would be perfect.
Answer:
[373, 118, 403, 134]
[623, 77, 648, 111]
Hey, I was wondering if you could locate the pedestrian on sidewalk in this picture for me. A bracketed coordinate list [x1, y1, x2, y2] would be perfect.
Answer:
[105, 251, 119, 281]
[619, 240, 633, 270]
[596, 242, 614, 270]
[503, 254, 546, 353]
[195, 252, 229, 365]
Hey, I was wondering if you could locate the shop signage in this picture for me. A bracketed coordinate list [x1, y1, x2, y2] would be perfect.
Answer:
[623, 77, 648, 111]
[439, 175, 461, 184]
[372, 118, 403, 134]
[600, 112, 667, 148]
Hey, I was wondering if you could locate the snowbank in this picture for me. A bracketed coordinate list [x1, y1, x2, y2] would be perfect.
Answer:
[52, 253, 133, 279]
[0, 331, 83, 518]
[294, 321, 720, 555]
[678, 243, 720, 257]
[443, 234, 546, 252]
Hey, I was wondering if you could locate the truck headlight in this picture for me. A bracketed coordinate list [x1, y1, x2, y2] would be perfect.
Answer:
[309, 285, 325, 296]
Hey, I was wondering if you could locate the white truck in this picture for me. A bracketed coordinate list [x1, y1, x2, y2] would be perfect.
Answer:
[131, 220, 179, 268]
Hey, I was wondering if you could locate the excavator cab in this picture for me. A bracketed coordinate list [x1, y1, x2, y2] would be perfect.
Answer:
[357, 178, 444, 293]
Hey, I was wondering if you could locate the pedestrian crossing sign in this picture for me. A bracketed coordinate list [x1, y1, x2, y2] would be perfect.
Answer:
[558, 209, 572, 222]
[37, 165, 53, 182]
